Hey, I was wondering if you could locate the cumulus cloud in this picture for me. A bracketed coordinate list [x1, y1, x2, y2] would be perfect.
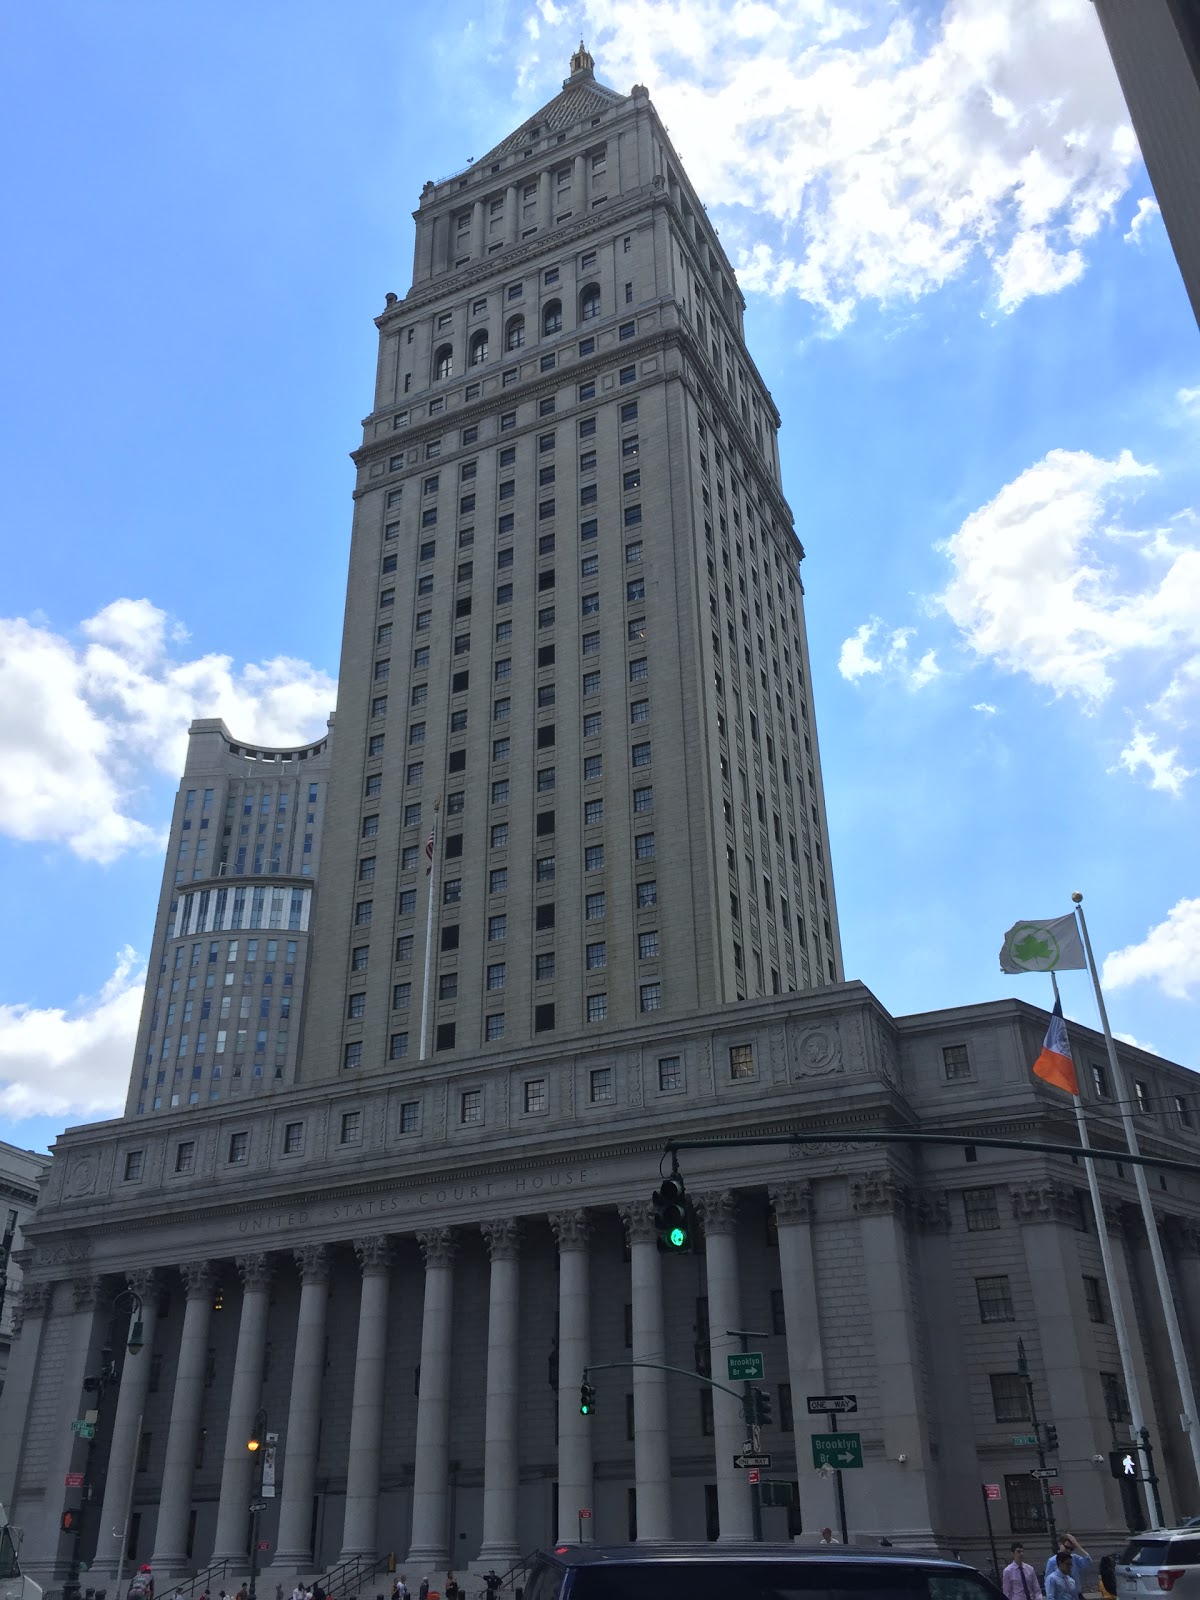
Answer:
[938, 448, 1200, 703]
[1103, 898, 1200, 1000]
[838, 619, 940, 687]
[1111, 728, 1194, 796]
[0, 949, 144, 1121]
[0, 600, 337, 863]
[534, 0, 1137, 325]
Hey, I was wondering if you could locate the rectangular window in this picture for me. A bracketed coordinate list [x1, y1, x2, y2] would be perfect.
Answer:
[461, 1089, 483, 1124]
[634, 831, 656, 859]
[633, 784, 653, 813]
[976, 1274, 1015, 1322]
[536, 952, 556, 979]
[1004, 1473, 1046, 1535]
[586, 940, 607, 971]
[640, 982, 662, 1012]
[638, 930, 660, 959]
[584, 798, 604, 825]
[990, 1373, 1029, 1423]
[583, 712, 602, 737]
[340, 1111, 363, 1146]
[1083, 1275, 1105, 1323]
[1091, 1060, 1110, 1099]
[1101, 1371, 1131, 1423]
[524, 1078, 547, 1113]
[400, 1100, 419, 1132]
[123, 1150, 144, 1182]
[630, 698, 650, 723]
[729, 1043, 754, 1080]
[228, 1130, 249, 1163]
[590, 1065, 613, 1100]
[584, 754, 603, 779]
[586, 892, 606, 920]
[390, 1032, 410, 1060]
[658, 1055, 681, 1091]
[585, 844, 605, 870]
[963, 1186, 1000, 1230]
[486, 963, 506, 991]
[636, 880, 657, 908]
[490, 869, 508, 893]
[943, 1043, 971, 1080]
[283, 1121, 304, 1154]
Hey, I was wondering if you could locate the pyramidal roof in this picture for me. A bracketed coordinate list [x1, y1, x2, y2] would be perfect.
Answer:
[477, 42, 629, 166]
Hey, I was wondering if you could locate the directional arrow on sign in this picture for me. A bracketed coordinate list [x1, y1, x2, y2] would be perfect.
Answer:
[807, 1394, 858, 1414]
[1029, 1467, 1059, 1480]
[733, 1453, 773, 1469]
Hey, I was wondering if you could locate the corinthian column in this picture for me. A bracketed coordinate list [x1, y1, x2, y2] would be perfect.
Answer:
[93, 1271, 162, 1581]
[407, 1229, 458, 1568]
[154, 1261, 216, 1574]
[274, 1246, 331, 1570]
[477, 1219, 522, 1565]
[551, 1210, 592, 1542]
[619, 1202, 672, 1541]
[697, 1192, 751, 1542]
[339, 1236, 394, 1562]
[212, 1254, 275, 1562]
[0, 1281, 51, 1506]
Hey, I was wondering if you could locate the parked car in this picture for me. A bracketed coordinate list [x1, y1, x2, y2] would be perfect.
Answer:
[520, 1544, 1002, 1600]
[1117, 1530, 1200, 1598]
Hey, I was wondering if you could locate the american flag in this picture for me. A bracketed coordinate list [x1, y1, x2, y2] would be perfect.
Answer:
[425, 823, 436, 872]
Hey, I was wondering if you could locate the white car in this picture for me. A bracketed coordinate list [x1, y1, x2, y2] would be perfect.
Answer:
[1117, 1530, 1200, 1600]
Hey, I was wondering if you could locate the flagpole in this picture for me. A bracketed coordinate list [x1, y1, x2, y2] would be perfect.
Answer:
[1050, 971, 1164, 1527]
[1072, 891, 1200, 1492]
[418, 799, 441, 1062]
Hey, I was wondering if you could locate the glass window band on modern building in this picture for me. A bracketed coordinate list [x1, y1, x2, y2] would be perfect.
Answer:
[174, 885, 311, 937]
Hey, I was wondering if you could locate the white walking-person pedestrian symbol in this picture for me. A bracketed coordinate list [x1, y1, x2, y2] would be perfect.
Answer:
[1122, 1454, 1136, 1475]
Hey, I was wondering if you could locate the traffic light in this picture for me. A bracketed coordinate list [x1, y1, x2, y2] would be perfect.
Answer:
[247, 1416, 265, 1452]
[61, 1509, 79, 1534]
[579, 1381, 596, 1417]
[81, 1375, 100, 1394]
[1110, 1450, 1138, 1480]
[1044, 1423, 1058, 1452]
[651, 1173, 693, 1252]
[751, 1387, 773, 1427]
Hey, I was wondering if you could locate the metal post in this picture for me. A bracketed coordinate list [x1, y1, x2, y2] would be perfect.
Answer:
[114, 1408, 144, 1599]
[248, 1407, 268, 1600]
[1017, 1338, 1057, 1549]
[1073, 893, 1200, 1494]
[830, 1415, 848, 1546]
[736, 1331, 763, 1542]
[980, 1486, 1000, 1584]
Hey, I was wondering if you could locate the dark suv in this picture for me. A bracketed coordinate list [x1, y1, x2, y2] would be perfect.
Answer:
[521, 1544, 1002, 1600]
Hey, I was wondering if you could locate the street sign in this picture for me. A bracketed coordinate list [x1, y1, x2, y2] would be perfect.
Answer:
[984, 1484, 1001, 1502]
[249, 1499, 268, 1514]
[728, 1353, 765, 1381]
[807, 1394, 858, 1414]
[748, 1469, 761, 1485]
[743, 1440, 754, 1453]
[70, 1421, 95, 1439]
[257, 1540, 270, 1551]
[1030, 1468, 1058, 1480]
[811, 1432, 863, 1470]
[64, 1472, 84, 1488]
[579, 1509, 593, 1519]
[1011, 1434, 1037, 1446]
[752, 1424, 762, 1453]
[733, 1452, 772, 1469]
[1050, 1486, 1064, 1498]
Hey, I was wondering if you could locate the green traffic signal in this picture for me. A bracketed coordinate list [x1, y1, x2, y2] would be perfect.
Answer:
[580, 1380, 596, 1416]
[668, 1224, 686, 1249]
[652, 1173, 693, 1252]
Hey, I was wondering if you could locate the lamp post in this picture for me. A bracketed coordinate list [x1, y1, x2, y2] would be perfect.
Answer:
[1017, 1337, 1058, 1551]
[66, 1288, 145, 1600]
[246, 1408, 269, 1600]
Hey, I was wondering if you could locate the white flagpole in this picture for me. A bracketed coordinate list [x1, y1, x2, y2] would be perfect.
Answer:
[1050, 971, 1163, 1527]
[1072, 891, 1200, 1493]
[418, 798, 441, 1062]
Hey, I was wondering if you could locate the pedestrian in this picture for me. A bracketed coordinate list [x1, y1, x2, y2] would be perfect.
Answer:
[235, 1587, 248, 1600]
[276, 1584, 284, 1600]
[485, 1572, 500, 1600]
[1046, 1551, 1081, 1600]
[397, 1576, 410, 1600]
[818, 1528, 840, 1546]
[312, 1583, 325, 1600]
[292, 1585, 306, 1600]
[1044, 1535, 1091, 1591]
[1099, 1558, 1117, 1600]
[1003, 1542, 1044, 1600]
[419, 1580, 430, 1600]
[445, 1572, 460, 1600]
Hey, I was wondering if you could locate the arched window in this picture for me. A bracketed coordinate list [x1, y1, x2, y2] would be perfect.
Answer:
[469, 329, 489, 367]
[580, 285, 601, 321]
[434, 344, 453, 381]
[506, 316, 525, 351]
[543, 300, 562, 336]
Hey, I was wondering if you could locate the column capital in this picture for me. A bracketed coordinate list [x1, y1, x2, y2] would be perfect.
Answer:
[769, 1181, 814, 1226]
[549, 1209, 590, 1251]
[73, 1274, 102, 1311]
[295, 1243, 332, 1285]
[696, 1190, 737, 1236]
[1164, 1215, 1200, 1257]
[481, 1218, 522, 1261]
[180, 1259, 217, 1300]
[915, 1190, 952, 1234]
[354, 1235, 395, 1276]
[619, 1199, 659, 1246]
[1009, 1181, 1085, 1227]
[126, 1267, 162, 1301]
[236, 1252, 275, 1292]
[852, 1170, 911, 1219]
[11, 1280, 49, 1336]
[418, 1227, 457, 1268]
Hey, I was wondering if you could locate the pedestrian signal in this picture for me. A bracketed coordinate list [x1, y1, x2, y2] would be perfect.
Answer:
[61, 1509, 78, 1533]
[1044, 1424, 1058, 1452]
[579, 1381, 596, 1417]
[1110, 1450, 1138, 1480]
[751, 1387, 773, 1427]
[651, 1174, 692, 1252]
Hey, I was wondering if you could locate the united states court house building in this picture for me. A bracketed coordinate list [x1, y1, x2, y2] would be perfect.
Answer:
[4, 47, 1200, 1588]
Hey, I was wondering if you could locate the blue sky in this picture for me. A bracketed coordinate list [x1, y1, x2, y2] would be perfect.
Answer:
[2, 0, 1198, 1156]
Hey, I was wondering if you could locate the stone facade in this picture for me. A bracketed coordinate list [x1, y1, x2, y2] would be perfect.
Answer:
[2, 991, 1199, 1581]
[0, 1140, 50, 1395]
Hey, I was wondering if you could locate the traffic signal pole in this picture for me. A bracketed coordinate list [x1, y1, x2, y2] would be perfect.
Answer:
[828, 1413, 848, 1546]
[731, 1330, 766, 1543]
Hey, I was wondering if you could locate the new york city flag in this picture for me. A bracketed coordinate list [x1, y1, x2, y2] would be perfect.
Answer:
[1032, 997, 1079, 1095]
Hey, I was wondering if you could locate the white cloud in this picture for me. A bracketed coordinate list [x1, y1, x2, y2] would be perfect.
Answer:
[1114, 1030, 1158, 1054]
[838, 619, 940, 688]
[1179, 386, 1200, 416]
[0, 600, 337, 863]
[1111, 727, 1194, 795]
[938, 448, 1200, 703]
[548, 0, 1137, 324]
[1124, 196, 1161, 245]
[1103, 898, 1200, 1000]
[972, 702, 999, 715]
[0, 949, 143, 1121]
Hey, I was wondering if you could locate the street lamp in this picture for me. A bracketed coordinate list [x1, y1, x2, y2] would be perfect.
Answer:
[247, 1408, 269, 1600]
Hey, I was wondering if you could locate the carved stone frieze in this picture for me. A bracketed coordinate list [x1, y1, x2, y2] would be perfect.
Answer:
[769, 1180, 815, 1226]
[180, 1260, 216, 1300]
[295, 1243, 331, 1285]
[792, 1022, 842, 1080]
[549, 1209, 590, 1251]
[627, 1054, 643, 1107]
[354, 1235, 395, 1276]
[852, 1170, 912, 1220]
[418, 1227, 457, 1269]
[36, 1238, 91, 1268]
[237, 1252, 274, 1292]
[64, 1156, 99, 1199]
[1164, 1216, 1200, 1257]
[72, 1275, 101, 1312]
[1010, 1182, 1087, 1227]
[481, 1217, 522, 1261]
[696, 1189, 737, 1236]
[619, 1199, 658, 1247]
